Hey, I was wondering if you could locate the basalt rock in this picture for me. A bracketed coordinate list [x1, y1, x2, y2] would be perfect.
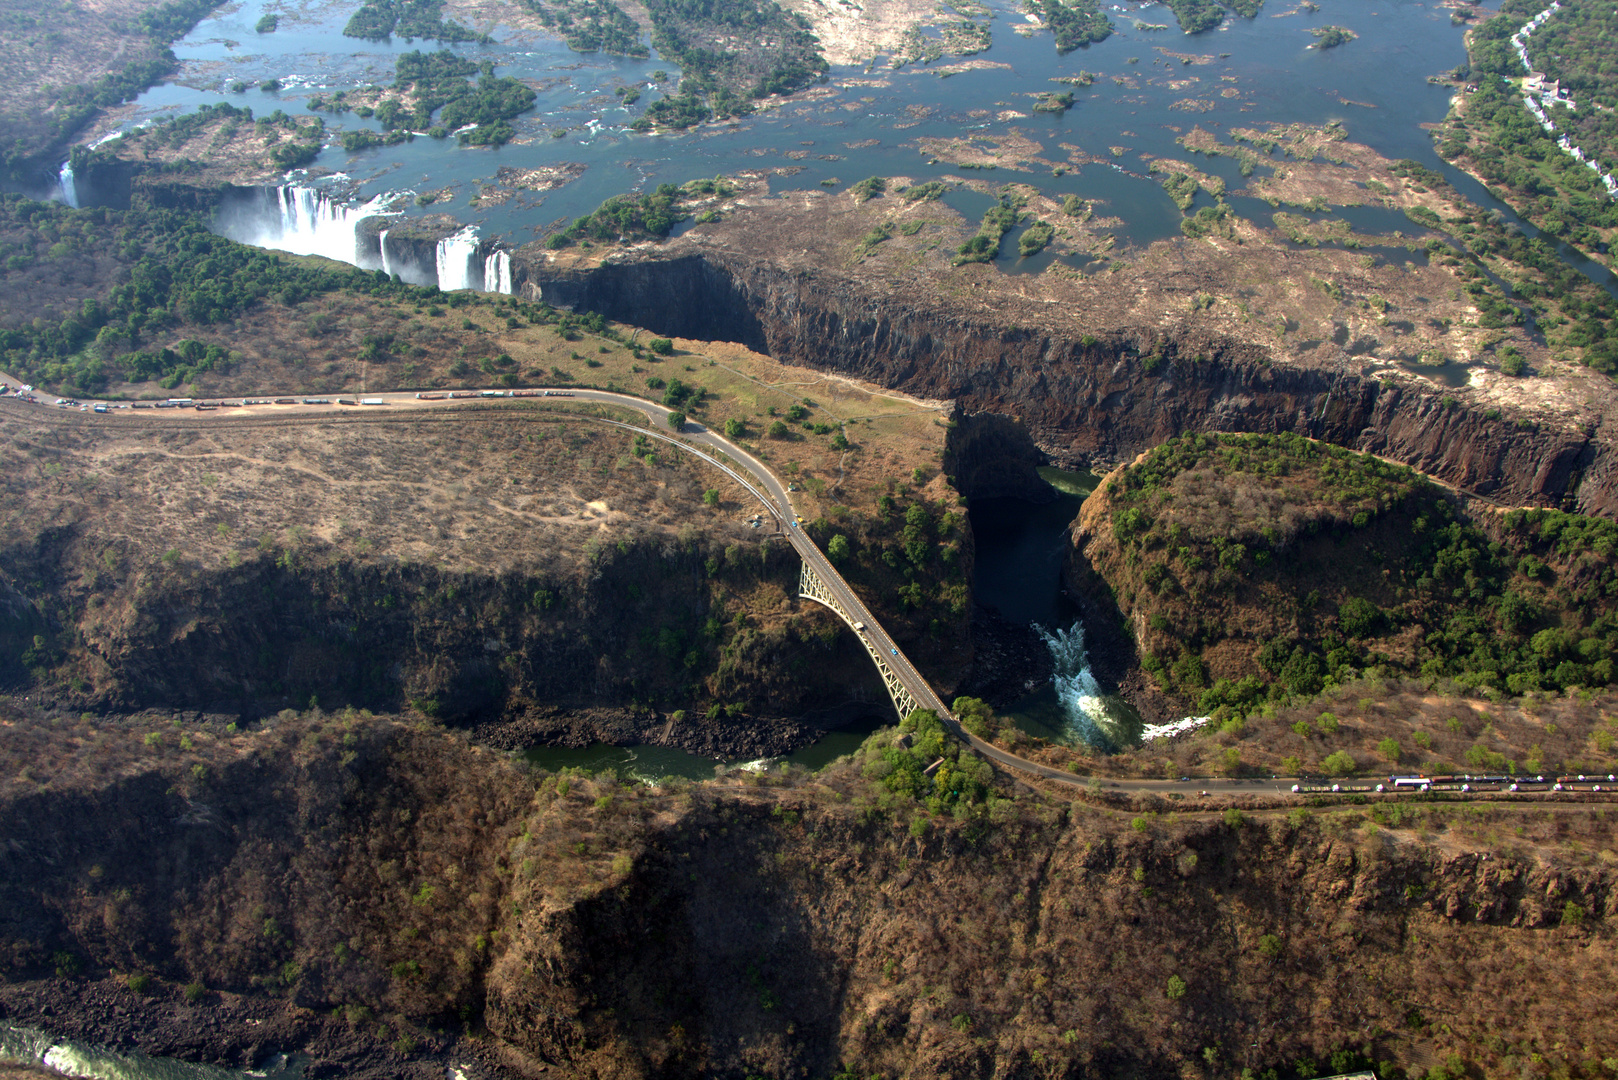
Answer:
[522, 251, 1614, 517]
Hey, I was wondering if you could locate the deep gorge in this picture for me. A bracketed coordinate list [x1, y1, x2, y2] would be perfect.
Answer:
[522, 249, 1615, 517]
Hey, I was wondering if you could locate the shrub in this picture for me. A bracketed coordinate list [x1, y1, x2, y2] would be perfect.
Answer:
[183, 981, 206, 1003]
[1223, 807, 1246, 828]
[1321, 749, 1357, 775]
[1256, 934, 1282, 958]
[127, 973, 152, 994]
[1166, 974, 1188, 1000]
[1378, 737, 1402, 762]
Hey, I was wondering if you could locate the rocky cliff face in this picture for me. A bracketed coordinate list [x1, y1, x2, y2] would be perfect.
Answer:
[943, 411, 1054, 504]
[523, 250, 1613, 517]
[1, 711, 1613, 1080]
[0, 411, 923, 754]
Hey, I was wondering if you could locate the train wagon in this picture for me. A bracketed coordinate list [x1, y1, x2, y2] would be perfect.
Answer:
[415, 392, 448, 400]
[337, 398, 358, 406]
[360, 398, 386, 405]
[450, 391, 479, 399]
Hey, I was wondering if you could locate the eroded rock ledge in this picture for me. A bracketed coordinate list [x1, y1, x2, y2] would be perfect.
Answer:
[509, 183, 1618, 517]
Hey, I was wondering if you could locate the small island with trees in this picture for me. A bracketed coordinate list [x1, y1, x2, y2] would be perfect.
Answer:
[1308, 24, 1355, 47]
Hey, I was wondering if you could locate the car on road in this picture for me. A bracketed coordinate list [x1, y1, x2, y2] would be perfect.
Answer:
[890, 648, 897, 657]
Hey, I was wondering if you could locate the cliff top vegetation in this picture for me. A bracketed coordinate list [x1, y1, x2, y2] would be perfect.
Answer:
[0, 0, 226, 175]
[1075, 433, 1618, 724]
[0, 701, 1613, 1080]
[0, 194, 946, 523]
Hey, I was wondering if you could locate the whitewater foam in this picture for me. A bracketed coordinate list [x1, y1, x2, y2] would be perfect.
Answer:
[483, 250, 513, 294]
[435, 227, 480, 291]
[57, 161, 78, 208]
[236, 186, 399, 266]
[1034, 621, 1123, 750]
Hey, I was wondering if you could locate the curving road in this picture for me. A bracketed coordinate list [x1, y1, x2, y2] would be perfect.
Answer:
[5, 382, 1616, 803]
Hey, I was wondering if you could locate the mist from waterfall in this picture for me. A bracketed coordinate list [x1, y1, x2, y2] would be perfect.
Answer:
[57, 161, 78, 209]
[217, 186, 510, 293]
[435, 227, 479, 292]
[1034, 621, 1127, 751]
[219, 185, 398, 267]
[483, 250, 512, 294]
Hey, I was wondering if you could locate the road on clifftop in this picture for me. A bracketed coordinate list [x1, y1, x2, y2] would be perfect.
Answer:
[5, 381, 1614, 804]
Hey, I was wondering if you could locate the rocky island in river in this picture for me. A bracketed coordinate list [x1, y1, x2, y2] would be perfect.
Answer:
[0, 0, 1616, 1075]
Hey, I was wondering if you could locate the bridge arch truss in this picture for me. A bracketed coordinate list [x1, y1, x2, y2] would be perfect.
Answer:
[798, 561, 920, 721]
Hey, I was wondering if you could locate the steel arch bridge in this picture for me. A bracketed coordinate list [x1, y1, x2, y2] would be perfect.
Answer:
[797, 561, 921, 721]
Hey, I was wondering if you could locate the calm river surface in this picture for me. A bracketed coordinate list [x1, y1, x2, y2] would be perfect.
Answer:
[41, 0, 1506, 264]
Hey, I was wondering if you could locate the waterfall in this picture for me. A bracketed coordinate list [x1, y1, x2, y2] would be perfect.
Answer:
[57, 161, 78, 208]
[1034, 621, 1122, 750]
[378, 228, 392, 278]
[483, 250, 512, 294]
[435, 227, 479, 291]
[269, 185, 391, 264]
[221, 185, 398, 267]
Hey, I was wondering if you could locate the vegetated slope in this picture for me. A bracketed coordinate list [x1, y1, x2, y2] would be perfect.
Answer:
[0, 0, 224, 176]
[0, 706, 1615, 1080]
[1069, 432, 1618, 718]
[0, 408, 958, 749]
[1444, 0, 1618, 270]
[518, 162, 1618, 517]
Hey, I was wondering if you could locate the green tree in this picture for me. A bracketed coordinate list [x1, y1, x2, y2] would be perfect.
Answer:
[667, 410, 686, 431]
[827, 534, 851, 564]
[1377, 737, 1402, 763]
[1321, 749, 1356, 775]
[952, 696, 998, 739]
[1166, 975, 1188, 1000]
[649, 337, 674, 355]
[703, 488, 720, 507]
[724, 418, 747, 439]
[768, 419, 789, 438]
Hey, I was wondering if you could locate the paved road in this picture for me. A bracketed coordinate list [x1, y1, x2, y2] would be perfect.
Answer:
[6, 383, 1616, 803]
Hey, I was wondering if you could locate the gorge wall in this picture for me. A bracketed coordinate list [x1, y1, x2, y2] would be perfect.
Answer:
[1, 712, 1613, 1080]
[524, 251, 1614, 517]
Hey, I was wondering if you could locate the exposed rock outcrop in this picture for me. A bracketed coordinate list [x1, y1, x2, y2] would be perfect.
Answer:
[1, 711, 1613, 1080]
[519, 247, 1614, 516]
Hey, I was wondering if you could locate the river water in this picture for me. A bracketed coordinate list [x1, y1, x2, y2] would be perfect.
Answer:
[0, 1023, 303, 1080]
[25, 0, 1549, 284]
[970, 466, 1143, 750]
